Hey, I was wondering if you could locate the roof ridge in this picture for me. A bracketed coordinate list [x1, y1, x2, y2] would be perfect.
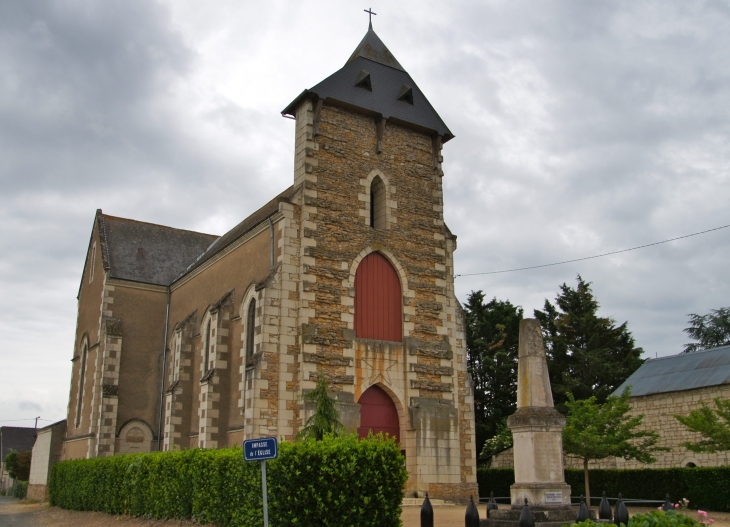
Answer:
[645, 343, 730, 363]
[101, 213, 219, 238]
[345, 27, 405, 72]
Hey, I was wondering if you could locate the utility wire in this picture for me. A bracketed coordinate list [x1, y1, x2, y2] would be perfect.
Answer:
[455, 223, 730, 278]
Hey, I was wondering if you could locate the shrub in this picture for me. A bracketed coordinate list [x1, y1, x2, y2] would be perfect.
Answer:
[11, 480, 28, 499]
[50, 434, 407, 527]
[477, 467, 730, 512]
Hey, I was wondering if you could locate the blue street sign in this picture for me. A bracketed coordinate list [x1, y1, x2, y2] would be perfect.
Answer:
[244, 436, 278, 462]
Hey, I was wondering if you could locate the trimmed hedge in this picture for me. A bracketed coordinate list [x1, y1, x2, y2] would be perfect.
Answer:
[477, 467, 730, 512]
[50, 434, 407, 527]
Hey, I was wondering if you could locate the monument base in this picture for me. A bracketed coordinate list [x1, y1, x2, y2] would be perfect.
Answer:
[481, 506, 586, 527]
[509, 482, 572, 509]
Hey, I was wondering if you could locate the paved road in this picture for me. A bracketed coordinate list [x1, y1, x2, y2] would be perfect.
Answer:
[0, 496, 46, 527]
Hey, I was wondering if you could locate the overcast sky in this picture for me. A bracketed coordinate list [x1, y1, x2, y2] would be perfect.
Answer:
[1, 1, 729, 427]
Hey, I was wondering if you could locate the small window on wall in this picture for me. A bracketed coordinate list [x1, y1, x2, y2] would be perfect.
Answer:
[354, 252, 402, 342]
[203, 319, 212, 373]
[370, 176, 386, 230]
[89, 242, 96, 283]
[246, 299, 256, 361]
[75, 340, 88, 428]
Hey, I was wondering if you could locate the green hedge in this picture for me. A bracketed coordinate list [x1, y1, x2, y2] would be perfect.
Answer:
[50, 434, 407, 527]
[477, 467, 730, 512]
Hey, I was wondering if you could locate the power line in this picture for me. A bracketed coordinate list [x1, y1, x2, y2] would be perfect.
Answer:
[455, 223, 730, 278]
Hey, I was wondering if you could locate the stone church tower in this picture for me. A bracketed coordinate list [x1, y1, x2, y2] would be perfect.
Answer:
[63, 23, 478, 499]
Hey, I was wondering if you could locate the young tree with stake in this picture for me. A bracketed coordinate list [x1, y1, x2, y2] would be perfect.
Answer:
[563, 389, 666, 503]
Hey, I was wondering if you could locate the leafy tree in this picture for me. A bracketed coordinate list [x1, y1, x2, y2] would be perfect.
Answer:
[464, 291, 523, 458]
[563, 389, 666, 503]
[297, 375, 343, 441]
[683, 307, 730, 353]
[674, 397, 730, 452]
[479, 420, 513, 467]
[534, 275, 644, 413]
[3, 450, 32, 481]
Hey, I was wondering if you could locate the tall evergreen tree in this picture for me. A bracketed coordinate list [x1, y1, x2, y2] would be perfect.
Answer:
[534, 275, 644, 413]
[464, 291, 523, 458]
[683, 307, 730, 353]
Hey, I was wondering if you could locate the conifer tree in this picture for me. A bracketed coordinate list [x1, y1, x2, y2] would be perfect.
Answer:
[297, 375, 344, 441]
[464, 291, 523, 457]
[683, 307, 730, 353]
[534, 275, 644, 413]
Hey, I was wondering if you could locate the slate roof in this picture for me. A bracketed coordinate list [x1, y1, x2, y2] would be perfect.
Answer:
[100, 213, 218, 286]
[282, 26, 453, 141]
[0, 427, 37, 460]
[613, 344, 730, 397]
[176, 185, 296, 280]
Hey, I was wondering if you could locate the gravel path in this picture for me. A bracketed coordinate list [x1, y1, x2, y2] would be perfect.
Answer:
[3, 495, 730, 527]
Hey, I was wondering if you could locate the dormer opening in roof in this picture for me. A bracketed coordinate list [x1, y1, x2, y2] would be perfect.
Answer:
[355, 69, 372, 91]
[397, 84, 413, 105]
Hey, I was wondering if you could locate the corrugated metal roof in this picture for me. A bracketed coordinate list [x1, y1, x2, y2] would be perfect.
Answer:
[613, 344, 730, 397]
[282, 28, 453, 141]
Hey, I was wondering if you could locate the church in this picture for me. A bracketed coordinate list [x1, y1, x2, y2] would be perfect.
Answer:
[62, 21, 479, 499]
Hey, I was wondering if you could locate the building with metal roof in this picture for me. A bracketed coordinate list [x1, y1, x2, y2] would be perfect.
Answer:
[614, 344, 730, 398]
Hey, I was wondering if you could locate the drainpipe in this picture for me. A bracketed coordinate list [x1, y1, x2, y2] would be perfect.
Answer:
[157, 287, 171, 451]
[268, 217, 275, 267]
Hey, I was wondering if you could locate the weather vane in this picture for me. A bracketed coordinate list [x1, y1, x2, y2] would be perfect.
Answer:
[364, 8, 377, 28]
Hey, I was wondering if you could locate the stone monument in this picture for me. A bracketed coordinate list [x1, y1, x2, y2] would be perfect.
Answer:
[507, 318, 571, 508]
[483, 320, 581, 526]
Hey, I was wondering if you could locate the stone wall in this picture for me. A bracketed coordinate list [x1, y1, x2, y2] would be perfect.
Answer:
[491, 384, 730, 469]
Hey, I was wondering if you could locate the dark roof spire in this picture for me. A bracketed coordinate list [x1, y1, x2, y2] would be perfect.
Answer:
[282, 23, 453, 141]
[346, 23, 404, 71]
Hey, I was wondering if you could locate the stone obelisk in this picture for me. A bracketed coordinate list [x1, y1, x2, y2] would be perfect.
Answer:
[507, 319, 571, 508]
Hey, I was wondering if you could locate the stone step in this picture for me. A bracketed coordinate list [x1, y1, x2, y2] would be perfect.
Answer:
[401, 498, 454, 507]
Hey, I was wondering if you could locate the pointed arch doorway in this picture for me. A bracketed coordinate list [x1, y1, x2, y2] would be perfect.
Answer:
[357, 385, 400, 444]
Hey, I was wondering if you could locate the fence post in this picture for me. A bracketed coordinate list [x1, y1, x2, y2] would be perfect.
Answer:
[577, 495, 590, 522]
[421, 492, 434, 527]
[519, 498, 535, 527]
[466, 495, 480, 527]
[488, 491, 499, 516]
[663, 494, 673, 512]
[614, 493, 629, 526]
[599, 491, 612, 520]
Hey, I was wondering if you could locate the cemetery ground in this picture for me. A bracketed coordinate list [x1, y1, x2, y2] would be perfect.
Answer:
[4, 496, 730, 527]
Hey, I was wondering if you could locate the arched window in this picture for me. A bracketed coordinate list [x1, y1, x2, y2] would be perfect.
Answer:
[245, 298, 256, 361]
[89, 242, 96, 283]
[370, 176, 386, 230]
[355, 252, 402, 341]
[203, 318, 212, 373]
[75, 339, 88, 428]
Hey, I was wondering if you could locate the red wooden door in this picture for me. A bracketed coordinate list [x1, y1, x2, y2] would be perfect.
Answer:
[354, 252, 402, 341]
[357, 385, 400, 443]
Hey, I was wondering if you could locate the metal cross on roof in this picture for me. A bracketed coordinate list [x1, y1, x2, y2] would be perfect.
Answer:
[364, 8, 377, 29]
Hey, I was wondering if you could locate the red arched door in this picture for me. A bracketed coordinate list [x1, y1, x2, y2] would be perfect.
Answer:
[354, 252, 402, 342]
[357, 385, 400, 443]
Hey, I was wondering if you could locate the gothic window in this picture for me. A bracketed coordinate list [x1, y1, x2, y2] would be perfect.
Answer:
[245, 298, 256, 361]
[370, 176, 386, 230]
[203, 318, 212, 373]
[89, 242, 96, 283]
[172, 331, 181, 382]
[354, 252, 402, 342]
[75, 339, 88, 428]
